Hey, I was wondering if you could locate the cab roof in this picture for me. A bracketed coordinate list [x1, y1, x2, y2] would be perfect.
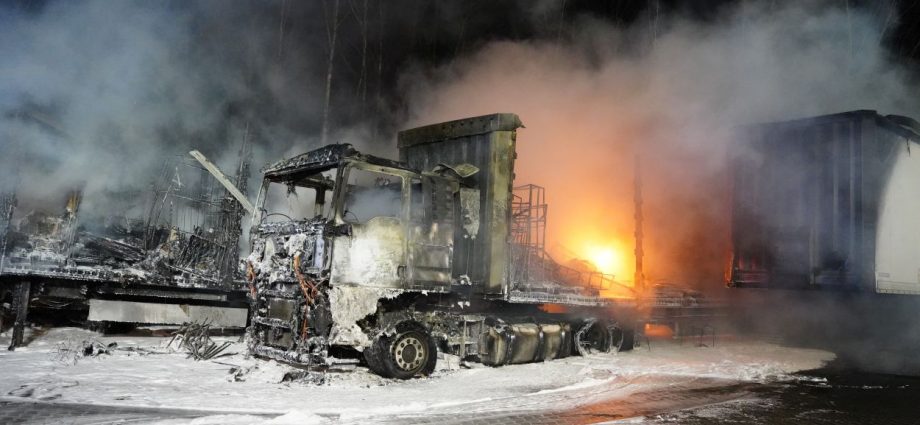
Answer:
[263, 143, 417, 181]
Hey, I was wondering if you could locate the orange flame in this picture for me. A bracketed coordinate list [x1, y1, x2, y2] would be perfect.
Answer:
[585, 245, 625, 277]
[576, 237, 633, 284]
[644, 323, 673, 338]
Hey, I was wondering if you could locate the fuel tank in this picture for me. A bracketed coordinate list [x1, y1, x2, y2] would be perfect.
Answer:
[478, 322, 573, 366]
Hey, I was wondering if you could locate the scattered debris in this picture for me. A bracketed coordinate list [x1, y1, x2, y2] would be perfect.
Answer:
[168, 321, 233, 360]
[225, 359, 309, 384]
[113, 345, 167, 356]
[52, 338, 117, 365]
[281, 370, 327, 385]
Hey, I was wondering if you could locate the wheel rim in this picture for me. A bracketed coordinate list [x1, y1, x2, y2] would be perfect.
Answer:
[575, 321, 610, 355]
[393, 334, 427, 372]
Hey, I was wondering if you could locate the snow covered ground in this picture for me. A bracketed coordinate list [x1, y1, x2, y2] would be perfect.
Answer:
[0, 327, 834, 424]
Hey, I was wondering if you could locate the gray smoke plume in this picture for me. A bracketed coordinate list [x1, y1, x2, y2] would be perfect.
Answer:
[2, 0, 920, 375]
[2, 1, 915, 286]
[402, 1, 919, 289]
[400, 1, 920, 375]
[0, 1, 330, 220]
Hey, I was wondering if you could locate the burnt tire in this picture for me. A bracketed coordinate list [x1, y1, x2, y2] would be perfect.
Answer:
[371, 322, 437, 380]
[575, 320, 612, 356]
[363, 337, 391, 378]
[610, 326, 635, 352]
[621, 329, 636, 352]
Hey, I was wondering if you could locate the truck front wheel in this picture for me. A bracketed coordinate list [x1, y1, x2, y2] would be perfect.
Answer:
[367, 321, 437, 379]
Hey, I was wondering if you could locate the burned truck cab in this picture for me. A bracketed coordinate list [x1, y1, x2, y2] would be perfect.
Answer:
[248, 114, 634, 379]
[247, 143, 465, 367]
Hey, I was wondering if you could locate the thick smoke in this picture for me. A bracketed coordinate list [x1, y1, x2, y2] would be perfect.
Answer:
[2, 0, 920, 375]
[402, 2, 919, 289]
[2, 1, 916, 290]
[0, 1, 338, 222]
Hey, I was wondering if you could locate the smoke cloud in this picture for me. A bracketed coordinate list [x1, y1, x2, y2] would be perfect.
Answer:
[402, 2, 919, 289]
[2, 0, 920, 374]
[1, 1, 917, 291]
[0, 1, 336, 222]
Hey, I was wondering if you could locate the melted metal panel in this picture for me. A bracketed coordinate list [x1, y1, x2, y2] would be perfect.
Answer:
[330, 216, 405, 288]
[407, 175, 455, 288]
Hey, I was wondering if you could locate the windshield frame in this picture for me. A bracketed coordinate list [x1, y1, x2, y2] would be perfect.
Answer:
[332, 160, 418, 226]
[252, 166, 341, 228]
[252, 158, 420, 230]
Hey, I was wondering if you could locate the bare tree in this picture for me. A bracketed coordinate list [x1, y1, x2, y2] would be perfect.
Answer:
[454, 6, 466, 57]
[321, 0, 342, 145]
[845, 0, 853, 72]
[557, 0, 567, 42]
[277, 0, 288, 59]
[372, 0, 385, 143]
[351, 0, 369, 117]
[648, 0, 659, 50]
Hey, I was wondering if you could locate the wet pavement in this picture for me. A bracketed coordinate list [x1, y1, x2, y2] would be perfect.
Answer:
[374, 379, 755, 424]
[649, 366, 920, 425]
[0, 398, 273, 424]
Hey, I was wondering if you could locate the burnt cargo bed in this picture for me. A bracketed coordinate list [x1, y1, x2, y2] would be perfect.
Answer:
[729, 110, 920, 295]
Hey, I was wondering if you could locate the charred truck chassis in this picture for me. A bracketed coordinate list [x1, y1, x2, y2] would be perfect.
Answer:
[247, 114, 636, 378]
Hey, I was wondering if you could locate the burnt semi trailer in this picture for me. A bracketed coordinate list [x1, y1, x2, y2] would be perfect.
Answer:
[0, 154, 251, 347]
[247, 113, 636, 378]
[729, 110, 920, 294]
[727, 110, 920, 374]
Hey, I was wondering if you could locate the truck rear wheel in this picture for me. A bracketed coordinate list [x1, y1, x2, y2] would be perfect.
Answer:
[366, 321, 437, 379]
[363, 341, 390, 378]
[610, 326, 635, 352]
[575, 320, 612, 356]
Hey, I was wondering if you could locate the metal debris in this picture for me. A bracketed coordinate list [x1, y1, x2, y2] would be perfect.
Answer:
[2, 149, 250, 289]
[52, 339, 117, 365]
[168, 322, 233, 361]
[0, 146, 252, 342]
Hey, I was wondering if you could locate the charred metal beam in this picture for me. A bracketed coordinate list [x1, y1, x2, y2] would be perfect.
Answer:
[634, 154, 645, 292]
[188, 150, 255, 214]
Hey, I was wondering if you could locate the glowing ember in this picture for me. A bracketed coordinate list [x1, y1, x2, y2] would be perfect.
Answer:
[644, 323, 674, 338]
[540, 304, 568, 314]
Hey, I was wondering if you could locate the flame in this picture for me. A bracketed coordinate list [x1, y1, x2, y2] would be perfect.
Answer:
[582, 242, 630, 280]
[540, 304, 568, 314]
[644, 323, 673, 338]
[548, 220, 636, 294]
[587, 246, 620, 275]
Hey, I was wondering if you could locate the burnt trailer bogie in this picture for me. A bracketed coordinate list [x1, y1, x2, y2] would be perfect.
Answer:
[246, 114, 637, 378]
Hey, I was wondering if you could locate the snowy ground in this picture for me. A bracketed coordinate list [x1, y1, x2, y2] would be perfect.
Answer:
[0, 327, 834, 424]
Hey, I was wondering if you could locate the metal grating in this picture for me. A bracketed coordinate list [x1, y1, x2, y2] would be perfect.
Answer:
[509, 184, 633, 301]
[143, 152, 247, 286]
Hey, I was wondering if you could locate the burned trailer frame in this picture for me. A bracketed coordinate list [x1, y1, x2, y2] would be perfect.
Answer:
[144, 155, 246, 287]
[0, 153, 251, 346]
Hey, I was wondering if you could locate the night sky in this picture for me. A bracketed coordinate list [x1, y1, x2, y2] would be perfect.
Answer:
[4, 0, 918, 140]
